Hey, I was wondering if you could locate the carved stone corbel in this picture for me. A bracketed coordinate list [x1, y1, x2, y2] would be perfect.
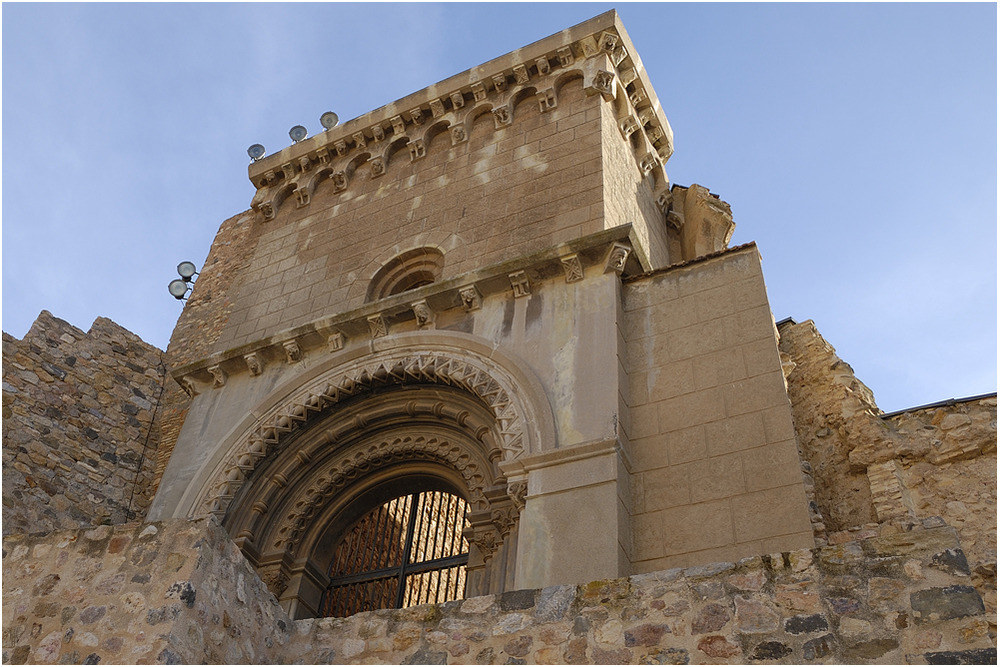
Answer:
[298, 156, 312, 172]
[535, 56, 551, 75]
[599, 31, 619, 53]
[471, 82, 487, 102]
[294, 187, 310, 208]
[410, 300, 435, 329]
[258, 201, 276, 221]
[179, 375, 199, 397]
[331, 171, 348, 192]
[352, 132, 367, 148]
[450, 91, 465, 110]
[513, 64, 529, 85]
[507, 480, 527, 511]
[557, 46, 574, 67]
[618, 67, 637, 86]
[328, 332, 345, 352]
[537, 89, 557, 113]
[409, 108, 424, 124]
[604, 243, 631, 275]
[408, 139, 426, 161]
[367, 313, 388, 338]
[492, 107, 511, 128]
[390, 115, 406, 136]
[619, 115, 640, 140]
[208, 365, 227, 388]
[592, 69, 616, 100]
[369, 156, 386, 177]
[450, 124, 467, 145]
[244, 353, 263, 377]
[283, 341, 302, 364]
[508, 271, 531, 298]
[560, 253, 584, 283]
[429, 98, 446, 118]
[459, 285, 482, 311]
[333, 139, 348, 157]
[491, 73, 508, 93]
[579, 35, 599, 59]
[639, 152, 660, 176]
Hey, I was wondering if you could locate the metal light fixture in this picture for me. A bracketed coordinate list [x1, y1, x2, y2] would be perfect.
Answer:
[289, 125, 308, 143]
[247, 143, 266, 162]
[168, 261, 199, 301]
[320, 111, 339, 130]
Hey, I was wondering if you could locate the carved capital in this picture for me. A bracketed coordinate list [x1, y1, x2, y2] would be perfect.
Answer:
[459, 285, 482, 311]
[367, 313, 388, 338]
[257, 564, 289, 598]
[244, 353, 263, 377]
[604, 243, 631, 275]
[508, 271, 531, 298]
[491, 505, 518, 538]
[410, 300, 435, 329]
[470, 525, 499, 561]
[283, 340, 302, 364]
[208, 364, 227, 388]
[560, 253, 584, 283]
[508, 480, 527, 511]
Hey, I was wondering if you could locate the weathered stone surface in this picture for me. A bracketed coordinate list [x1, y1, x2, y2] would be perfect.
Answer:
[911, 585, 985, 623]
[691, 603, 730, 634]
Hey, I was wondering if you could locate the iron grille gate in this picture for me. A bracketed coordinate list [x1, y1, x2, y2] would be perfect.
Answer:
[320, 490, 470, 617]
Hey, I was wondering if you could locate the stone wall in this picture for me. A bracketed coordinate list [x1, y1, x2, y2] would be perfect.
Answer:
[2, 311, 185, 534]
[4, 518, 993, 664]
[778, 319, 997, 615]
[621, 245, 813, 571]
[1, 518, 291, 665]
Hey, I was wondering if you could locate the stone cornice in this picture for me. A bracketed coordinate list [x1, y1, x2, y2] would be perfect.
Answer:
[246, 10, 673, 221]
[170, 225, 640, 394]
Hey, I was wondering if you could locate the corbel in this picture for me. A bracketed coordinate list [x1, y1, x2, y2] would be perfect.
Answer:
[491, 73, 508, 93]
[471, 82, 487, 102]
[410, 300, 435, 328]
[560, 254, 584, 283]
[315, 147, 331, 165]
[556, 46, 574, 67]
[371, 124, 385, 143]
[639, 152, 660, 176]
[333, 139, 348, 157]
[352, 131, 367, 149]
[599, 31, 620, 53]
[618, 67, 638, 86]
[244, 353, 263, 377]
[429, 98, 446, 118]
[327, 332, 345, 352]
[367, 313, 388, 338]
[638, 107, 655, 127]
[294, 186, 310, 208]
[408, 108, 424, 124]
[537, 89, 557, 113]
[655, 190, 672, 215]
[390, 115, 406, 136]
[513, 64, 529, 85]
[298, 156, 312, 172]
[492, 107, 512, 128]
[330, 171, 348, 192]
[611, 45, 627, 66]
[619, 115, 640, 140]
[283, 340, 302, 364]
[535, 56, 551, 75]
[450, 124, 467, 145]
[604, 243, 631, 275]
[459, 285, 482, 311]
[369, 156, 386, 177]
[179, 375, 200, 397]
[629, 87, 646, 107]
[508, 271, 531, 298]
[208, 364, 227, 388]
[592, 69, 617, 100]
[450, 91, 466, 110]
[258, 201, 276, 221]
[281, 161, 296, 181]
[579, 35, 599, 58]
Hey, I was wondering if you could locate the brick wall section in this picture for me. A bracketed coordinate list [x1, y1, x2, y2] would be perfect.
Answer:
[2, 311, 181, 532]
[167, 78, 612, 361]
[778, 320, 997, 614]
[621, 245, 813, 571]
[4, 519, 992, 664]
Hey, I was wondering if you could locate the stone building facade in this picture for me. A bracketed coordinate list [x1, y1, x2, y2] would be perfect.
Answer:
[3, 11, 995, 664]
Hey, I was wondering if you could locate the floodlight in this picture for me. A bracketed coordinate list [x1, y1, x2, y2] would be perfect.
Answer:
[248, 144, 266, 161]
[289, 125, 308, 142]
[168, 279, 189, 300]
[177, 261, 198, 281]
[320, 112, 339, 130]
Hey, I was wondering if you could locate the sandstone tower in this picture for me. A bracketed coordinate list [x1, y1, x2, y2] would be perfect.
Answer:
[3, 11, 995, 664]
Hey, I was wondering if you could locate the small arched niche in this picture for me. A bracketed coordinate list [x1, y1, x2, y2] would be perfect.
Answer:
[366, 247, 445, 302]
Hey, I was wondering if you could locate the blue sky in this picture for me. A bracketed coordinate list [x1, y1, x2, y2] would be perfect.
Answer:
[3, 3, 996, 413]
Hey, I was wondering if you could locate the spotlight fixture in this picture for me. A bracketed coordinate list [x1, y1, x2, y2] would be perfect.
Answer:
[289, 125, 308, 143]
[320, 111, 339, 130]
[167, 261, 199, 301]
[247, 143, 266, 162]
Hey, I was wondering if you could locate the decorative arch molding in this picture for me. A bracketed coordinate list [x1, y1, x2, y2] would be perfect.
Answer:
[185, 331, 554, 525]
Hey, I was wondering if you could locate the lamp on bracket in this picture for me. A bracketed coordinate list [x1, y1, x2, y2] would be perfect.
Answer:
[168, 261, 199, 301]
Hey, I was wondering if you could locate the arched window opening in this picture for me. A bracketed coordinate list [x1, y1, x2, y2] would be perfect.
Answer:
[320, 488, 470, 617]
[366, 247, 445, 302]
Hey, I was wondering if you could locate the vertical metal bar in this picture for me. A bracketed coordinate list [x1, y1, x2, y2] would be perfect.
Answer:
[395, 493, 420, 610]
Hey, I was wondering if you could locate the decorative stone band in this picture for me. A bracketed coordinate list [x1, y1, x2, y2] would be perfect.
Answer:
[170, 227, 639, 396]
[193, 346, 539, 521]
[247, 10, 673, 223]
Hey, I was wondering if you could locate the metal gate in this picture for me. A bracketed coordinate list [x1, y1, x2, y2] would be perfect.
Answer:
[320, 489, 470, 617]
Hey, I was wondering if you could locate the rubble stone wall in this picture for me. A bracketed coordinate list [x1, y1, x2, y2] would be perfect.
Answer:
[2, 311, 186, 534]
[778, 319, 997, 614]
[4, 518, 993, 665]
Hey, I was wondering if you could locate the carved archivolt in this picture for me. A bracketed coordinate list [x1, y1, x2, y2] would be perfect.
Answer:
[194, 348, 534, 521]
